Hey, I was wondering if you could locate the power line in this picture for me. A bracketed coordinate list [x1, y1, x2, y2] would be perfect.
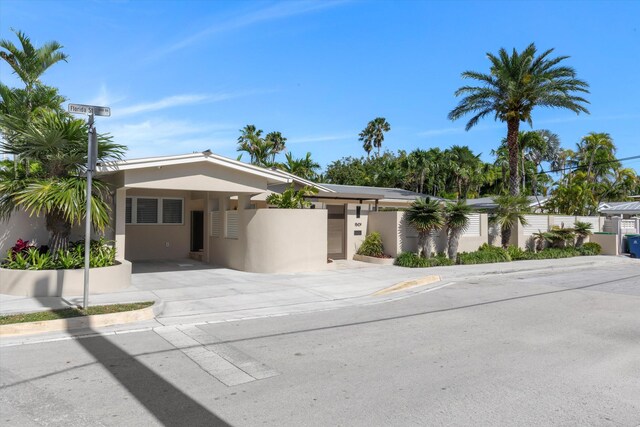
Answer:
[536, 154, 640, 175]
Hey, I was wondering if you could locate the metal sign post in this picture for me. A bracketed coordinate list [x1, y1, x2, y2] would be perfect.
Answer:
[68, 103, 110, 310]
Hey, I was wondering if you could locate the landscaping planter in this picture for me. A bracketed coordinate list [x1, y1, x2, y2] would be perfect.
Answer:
[0, 260, 132, 297]
[353, 254, 395, 265]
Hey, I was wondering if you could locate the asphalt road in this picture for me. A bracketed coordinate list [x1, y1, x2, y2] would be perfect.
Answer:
[1, 262, 639, 426]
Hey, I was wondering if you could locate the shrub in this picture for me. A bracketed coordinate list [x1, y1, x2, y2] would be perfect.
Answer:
[578, 242, 601, 256]
[2, 238, 116, 270]
[457, 244, 511, 265]
[357, 232, 385, 258]
[506, 245, 527, 261]
[394, 252, 454, 268]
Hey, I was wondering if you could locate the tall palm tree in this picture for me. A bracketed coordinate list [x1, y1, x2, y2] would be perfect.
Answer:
[445, 201, 472, 260]
[236, 124, 263, 165]
[406, 197, 445, 258]
[264, 131, 287, 164]
[0, 29, 68, 111]
[359, 117, 390, 158]
[448, 43, 590, 196]
[0, 110, 126, 253]
[491, 194, 530, 248]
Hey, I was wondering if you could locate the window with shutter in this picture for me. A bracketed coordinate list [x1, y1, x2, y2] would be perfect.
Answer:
[136, 198, 158, 224]
[162, 199, 183, 224]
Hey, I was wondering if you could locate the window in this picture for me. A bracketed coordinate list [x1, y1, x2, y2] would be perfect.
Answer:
[125, 197, 183, 225]
[162, 199, 183, 224]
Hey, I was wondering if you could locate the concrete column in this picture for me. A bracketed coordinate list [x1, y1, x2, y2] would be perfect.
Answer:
[238, 194, 252, 211]
[221, 196, 230, 238]
[114, 187, 127, 261]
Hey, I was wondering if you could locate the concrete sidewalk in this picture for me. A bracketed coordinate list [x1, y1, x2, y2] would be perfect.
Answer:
[1, 256, 636, 345]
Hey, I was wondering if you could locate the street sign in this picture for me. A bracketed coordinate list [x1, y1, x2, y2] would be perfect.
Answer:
[68, 103, 111, 117]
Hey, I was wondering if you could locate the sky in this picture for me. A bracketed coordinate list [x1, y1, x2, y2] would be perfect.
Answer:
[1, 0, 639, 172]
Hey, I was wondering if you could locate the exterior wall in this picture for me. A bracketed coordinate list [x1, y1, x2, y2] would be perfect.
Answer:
[0, 209, 49, 256]
[590, 233, 619, 256]
[368, 211, 489, 257]
[345, 203, 369, 260]
[124, 188, 194, 261]
[208, 208, 328, 273]
[0, 260, 132, 297]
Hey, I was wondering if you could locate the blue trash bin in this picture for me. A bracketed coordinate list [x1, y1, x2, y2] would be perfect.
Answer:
[629, 235, 640, 258]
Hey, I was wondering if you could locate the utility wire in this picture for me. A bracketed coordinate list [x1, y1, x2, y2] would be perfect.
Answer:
[536, 154, 640, 175]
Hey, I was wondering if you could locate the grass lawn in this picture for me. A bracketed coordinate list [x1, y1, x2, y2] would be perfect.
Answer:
[0, 302, 154, 325]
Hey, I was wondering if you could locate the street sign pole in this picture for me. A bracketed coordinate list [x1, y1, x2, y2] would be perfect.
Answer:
[83, 113, 95, 310]
[68, 103, 110, 310]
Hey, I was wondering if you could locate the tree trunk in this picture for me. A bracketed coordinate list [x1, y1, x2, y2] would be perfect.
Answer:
[46, 209, 72, 255]
[424, 233, 433, 258]
[501, 225, 512, 249]
[417, 233, 425, 258]
[447, 228, 461, 260]
[507, 119, 521, 196]
[576, 235, 585, 248]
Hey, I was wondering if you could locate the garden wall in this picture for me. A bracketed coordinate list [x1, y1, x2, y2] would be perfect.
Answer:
[0, 260, 132, 297]
[0, 209, 49, 258]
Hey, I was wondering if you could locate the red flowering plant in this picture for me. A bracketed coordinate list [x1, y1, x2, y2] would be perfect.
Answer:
[8, 239, 37, 261]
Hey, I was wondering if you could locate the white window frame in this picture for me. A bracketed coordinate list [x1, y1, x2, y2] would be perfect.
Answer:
[125, 196, 184, 225]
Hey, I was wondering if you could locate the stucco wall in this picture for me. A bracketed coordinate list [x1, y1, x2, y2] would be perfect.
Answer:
[209, 208, 328, 273]
[345, 203, 369, 259]
[590, 233, 619, 256]
[0, 209, 49, 256]
[0, 260, 131, 297]
[124, 188, 194, 260]
[368, 211, 489, 257]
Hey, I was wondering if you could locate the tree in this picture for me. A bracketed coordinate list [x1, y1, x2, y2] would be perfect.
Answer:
[280, 152, 320, 181]
[0, 29, 68, 111]
[0, 110, 126, 254]
[406, 197, 445, 258]
[359, 117, 390, 158]
[445, 201, 472, 260]
[491, 194, 530, 248]
[573, 221, 593, 248]
[236, 125, 287, 167]
[265, 185, 318, 209]
[448, 43, 590, 196]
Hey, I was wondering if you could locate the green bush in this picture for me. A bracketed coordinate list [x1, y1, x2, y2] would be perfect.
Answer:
[506, 245, 527, 261]
[394, 252, 454, 268]
[577, 242, 601, 256]
[357, 232, 385, 257]
[2, 238, 116, 270]
[457, 244, 511, 265]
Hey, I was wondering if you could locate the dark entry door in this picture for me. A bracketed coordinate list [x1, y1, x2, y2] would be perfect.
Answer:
[191, 211, 204, 252]
[327, 204, 346, 259]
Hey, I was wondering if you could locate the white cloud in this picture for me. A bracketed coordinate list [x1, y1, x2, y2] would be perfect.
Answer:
[103, 118, 238, 158]
[288, 132, 354, 144]
[87, 84, 126, 107]
[147, 1, 347, 60]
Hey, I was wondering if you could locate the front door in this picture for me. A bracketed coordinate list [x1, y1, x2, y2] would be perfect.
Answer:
[190, 211, 204, 252]
[327, 204, 346, 259]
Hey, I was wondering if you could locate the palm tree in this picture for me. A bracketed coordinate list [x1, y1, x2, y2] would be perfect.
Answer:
[359, 117, 390, 158]
[281, 152, 320, 180]
[573, 221, 593, 248]
[448, 43, 590, 196]
[0, 29, 68, 111]
[445, 201, 472, 260]
[532, 230, 546, 253]
[491, 194, 530, 248]
[406, 197, 445, 258]
[264, 131, 287, 164]
[236, 125, 263, 165]
[0, 110, 126, 253]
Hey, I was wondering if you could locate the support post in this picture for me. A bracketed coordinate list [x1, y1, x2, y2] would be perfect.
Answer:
[83, 113, 96, 309]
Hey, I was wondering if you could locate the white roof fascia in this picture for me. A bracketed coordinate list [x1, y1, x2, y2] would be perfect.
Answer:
[98, 153, 290, 183]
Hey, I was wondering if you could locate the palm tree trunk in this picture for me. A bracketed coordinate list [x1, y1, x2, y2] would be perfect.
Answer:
[507, 119, 521, 196]
[447, 228, 460, 260]
[424, 234, 433, 258]
[417, 233, 425, 258]
[501, 225, 512, 249]
[46, 209, 72, 255]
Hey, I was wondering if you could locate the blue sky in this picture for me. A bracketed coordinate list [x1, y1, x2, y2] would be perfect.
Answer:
[2, 0, 639, 172]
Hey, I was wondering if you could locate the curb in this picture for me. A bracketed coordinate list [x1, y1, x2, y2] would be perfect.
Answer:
[373, 275, 441, 296]
[0, 301, 162, 337]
